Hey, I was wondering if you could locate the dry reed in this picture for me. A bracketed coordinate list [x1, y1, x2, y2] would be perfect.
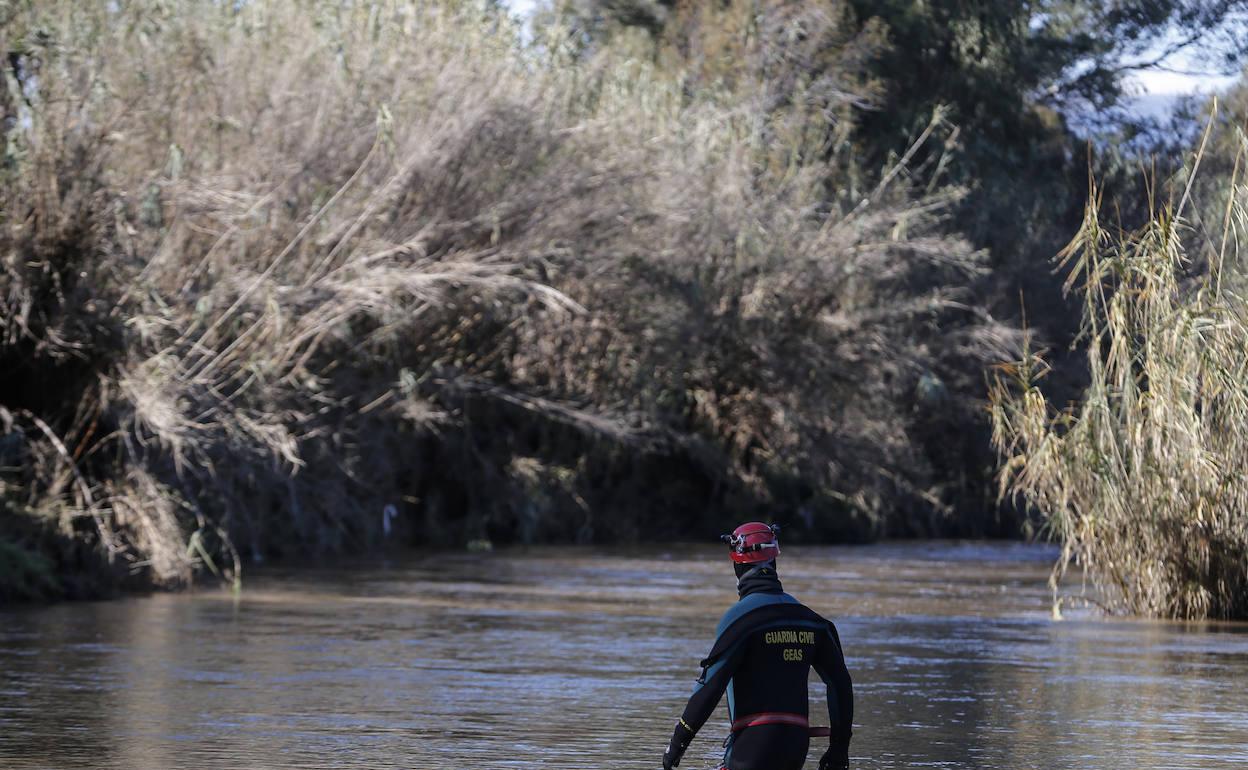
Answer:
[1, 0, 1013, 591]
[991, 125, 1248, 620]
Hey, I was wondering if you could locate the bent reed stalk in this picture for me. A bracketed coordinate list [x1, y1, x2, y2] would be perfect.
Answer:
[991, 129, 1248, 620]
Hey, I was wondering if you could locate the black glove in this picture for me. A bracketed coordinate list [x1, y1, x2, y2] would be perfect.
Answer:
[818, 743, 849, 770]
[662, 720, 695, 769]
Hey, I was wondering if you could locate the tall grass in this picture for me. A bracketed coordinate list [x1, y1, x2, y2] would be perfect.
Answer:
[991, 127, 1248, 620]
[1, 0, 1013, 592]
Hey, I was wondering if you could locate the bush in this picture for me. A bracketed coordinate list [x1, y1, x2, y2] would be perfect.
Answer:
[0, 538, 59, 602]
[991, 133, 1248, 620]
[1, 0, 1013, 591]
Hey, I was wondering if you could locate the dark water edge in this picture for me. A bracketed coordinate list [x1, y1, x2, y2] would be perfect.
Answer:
[0, 530, 1048, 605]
[2, 542, 1246, 770]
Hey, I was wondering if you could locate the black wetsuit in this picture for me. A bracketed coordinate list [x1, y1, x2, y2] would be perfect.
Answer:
[668, 568, 853, 770]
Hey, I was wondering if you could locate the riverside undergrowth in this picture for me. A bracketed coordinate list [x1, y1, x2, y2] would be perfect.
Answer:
[0, 0, 1015, 597]
[991, 124, 1248, 620]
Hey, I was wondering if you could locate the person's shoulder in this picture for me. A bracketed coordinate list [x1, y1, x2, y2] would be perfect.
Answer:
[782, 594, 838, 627]
[780, 591, 821, 613]
[714, 592, 794, 634]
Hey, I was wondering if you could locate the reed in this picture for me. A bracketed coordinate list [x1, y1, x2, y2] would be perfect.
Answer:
[991, 127, 1248, 620]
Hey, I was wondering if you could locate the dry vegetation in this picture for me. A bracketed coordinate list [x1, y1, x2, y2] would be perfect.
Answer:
[991, 123, 1248, 620]
[0, 0, 1016, 596]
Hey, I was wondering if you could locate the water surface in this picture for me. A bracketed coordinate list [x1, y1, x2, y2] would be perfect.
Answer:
[2, 543, 1245, 769]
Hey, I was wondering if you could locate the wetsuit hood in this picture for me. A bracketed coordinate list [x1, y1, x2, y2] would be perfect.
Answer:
[735, 560, 783, 598]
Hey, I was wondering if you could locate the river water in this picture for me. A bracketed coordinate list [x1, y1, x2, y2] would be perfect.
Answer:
[1, 543, 1246, 769]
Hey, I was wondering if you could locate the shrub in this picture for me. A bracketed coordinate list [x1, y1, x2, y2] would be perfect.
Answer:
[1, 0, 1011, 590]
[991, 129, 1248, 619]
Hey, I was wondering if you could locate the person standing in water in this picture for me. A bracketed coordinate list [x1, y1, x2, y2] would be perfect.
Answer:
[661, 522, 854, 770]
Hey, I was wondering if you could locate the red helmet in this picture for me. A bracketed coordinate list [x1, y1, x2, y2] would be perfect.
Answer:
[721, 522, 780, 564]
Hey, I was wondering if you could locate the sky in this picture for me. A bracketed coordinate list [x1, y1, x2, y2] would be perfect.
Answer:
[1131, 69, 1240, 97]
[505, 0, 540, 17]
[1122, 52, 1241, 122]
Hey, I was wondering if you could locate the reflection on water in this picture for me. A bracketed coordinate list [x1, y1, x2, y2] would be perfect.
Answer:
[1, 543, 1246, 769]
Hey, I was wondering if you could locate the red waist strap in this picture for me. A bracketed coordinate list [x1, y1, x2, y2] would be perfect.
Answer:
[730, 712, 830, 736]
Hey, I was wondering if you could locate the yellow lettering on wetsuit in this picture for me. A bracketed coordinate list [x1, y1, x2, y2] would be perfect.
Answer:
[765, 629, 816, 662]
[764, 630, 816, 645]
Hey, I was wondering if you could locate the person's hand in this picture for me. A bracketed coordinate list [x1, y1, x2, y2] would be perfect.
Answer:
[818, 743, 849, 770]
[662, 720, 694, 770]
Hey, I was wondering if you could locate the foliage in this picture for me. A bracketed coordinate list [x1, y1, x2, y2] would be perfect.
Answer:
[560, 0, 1035, 529]
[0, 538, 59, 602]
[576, 0, 1248, 392]
[991, 135, 1248, 619]
[1162, 79, 1248, 273]
[822, 1, 1248, 357]
[0, 0, 1016, 592]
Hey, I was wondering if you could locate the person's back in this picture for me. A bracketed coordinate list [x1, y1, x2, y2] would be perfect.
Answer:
[661, 523, 853, 770]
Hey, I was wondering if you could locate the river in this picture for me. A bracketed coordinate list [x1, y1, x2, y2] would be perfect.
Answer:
[1, 543, 1246, 769]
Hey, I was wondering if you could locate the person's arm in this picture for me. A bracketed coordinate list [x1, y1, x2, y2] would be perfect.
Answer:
[811, 621, 853, 770]
[662, 641, 747, 769]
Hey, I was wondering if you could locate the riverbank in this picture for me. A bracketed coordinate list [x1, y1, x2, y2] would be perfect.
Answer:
[1, 0, 1020, 604]
[6, 1, 1246, 618]
[0, 502, 139, 602]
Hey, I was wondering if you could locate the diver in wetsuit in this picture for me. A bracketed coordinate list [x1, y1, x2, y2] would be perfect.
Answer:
[661, 522, 853, 770]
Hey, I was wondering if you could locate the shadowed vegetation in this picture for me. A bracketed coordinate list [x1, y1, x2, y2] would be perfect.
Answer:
[3, 0, 1246, 614]
[0, 0, 1018, 595]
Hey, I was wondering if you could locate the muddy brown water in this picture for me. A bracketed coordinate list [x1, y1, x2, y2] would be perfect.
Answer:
[1, 543, 1246, 769]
